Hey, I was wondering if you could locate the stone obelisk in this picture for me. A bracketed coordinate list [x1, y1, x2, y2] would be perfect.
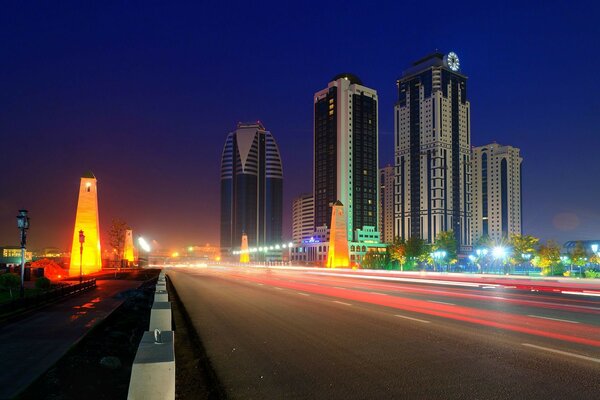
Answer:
[326, 200, 349, 268]
[70, 171, 102, 276]
[240, 233, 250, 263]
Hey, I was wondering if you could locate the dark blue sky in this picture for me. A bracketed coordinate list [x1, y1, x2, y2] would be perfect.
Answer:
[1, 1, 599, 250]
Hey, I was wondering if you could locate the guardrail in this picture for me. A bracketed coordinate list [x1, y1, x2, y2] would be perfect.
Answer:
[0, 278, 97, 315]
[128, 270, 175, 400]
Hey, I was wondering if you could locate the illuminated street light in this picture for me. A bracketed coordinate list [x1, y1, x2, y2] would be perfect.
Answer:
[16, 210, 30, 298]
[492, 246, 506, 259]
[138, 237, 151, 252]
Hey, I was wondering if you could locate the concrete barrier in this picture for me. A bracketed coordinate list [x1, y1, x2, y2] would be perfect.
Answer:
[149, 301, 172, 331]
[154, 290, 168, 303]
[127, 330, 175, 400]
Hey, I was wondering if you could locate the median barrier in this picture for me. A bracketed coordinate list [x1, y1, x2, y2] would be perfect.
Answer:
[154, 289, 168, 303]
[127, 330, 175, 400]
[149, 301, 172, 331]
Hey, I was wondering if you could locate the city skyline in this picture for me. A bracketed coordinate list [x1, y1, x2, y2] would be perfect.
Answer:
[1, 2, 599, 250]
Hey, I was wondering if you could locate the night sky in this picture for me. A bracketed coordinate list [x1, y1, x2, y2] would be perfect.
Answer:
[1, 1, 599, 251]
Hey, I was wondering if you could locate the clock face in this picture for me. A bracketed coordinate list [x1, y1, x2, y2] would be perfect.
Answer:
[446, 52, 460, 71]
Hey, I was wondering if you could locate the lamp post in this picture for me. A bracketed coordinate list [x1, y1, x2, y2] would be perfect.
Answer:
[431, 250, 447, 272]
[522, 253, 532, 275]
[476, 248, 488, 273]
[79, 230, 85, 283]
[492, 246, 507, 274]
[16, 210, 30, 298]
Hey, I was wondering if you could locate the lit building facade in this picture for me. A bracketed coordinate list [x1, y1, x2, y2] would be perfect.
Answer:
[292, 194, 314, 243]
[69, 171, 102, 275]
[379, 164, 394, 243]
[394, 52, 472, 251]
[314, 73, 379, 240]
[472, 143, 522, 243]
[220, 122, 283, 253]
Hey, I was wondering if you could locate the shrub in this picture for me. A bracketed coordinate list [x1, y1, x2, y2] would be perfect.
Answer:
[35, 276, 52, 290]
[584, 270, 599, 279]
[0, 273, 20, 291]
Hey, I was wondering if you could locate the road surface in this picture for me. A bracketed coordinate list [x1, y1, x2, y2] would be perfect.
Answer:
[168, 266, 600, 399]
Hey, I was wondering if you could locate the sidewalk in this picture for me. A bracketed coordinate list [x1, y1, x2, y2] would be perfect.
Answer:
[0, 279, 141, 399]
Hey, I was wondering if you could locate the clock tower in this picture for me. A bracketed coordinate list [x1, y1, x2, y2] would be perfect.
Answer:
[393, 51, 472, 252]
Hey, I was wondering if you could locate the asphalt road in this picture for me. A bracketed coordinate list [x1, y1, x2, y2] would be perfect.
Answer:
[168, 266, 600, 399]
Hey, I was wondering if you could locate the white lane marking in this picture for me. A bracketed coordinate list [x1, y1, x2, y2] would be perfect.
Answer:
[369, 292, 388, 296]
[332, 300, 352, 306]
[427, 300, 456, 306]
[522, 343, 600, 364]
[332, 286, 348, 290]
[480, 285, 498, 289]
[394, 314, 431, 324]
[274, 287, 284, 290]
[562, 291, 600, 298]
[297, 292, 310, 296]
[257, 283, 264, 286]
[527, 315, 580, 324]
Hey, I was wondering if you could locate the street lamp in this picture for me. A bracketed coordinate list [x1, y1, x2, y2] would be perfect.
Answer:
[492, 246, 507, 274]
[79, 230, 85, 283]
[138, 237, 151, 267]
[431, 250, 447, 272]
[16, 210, 30, 298]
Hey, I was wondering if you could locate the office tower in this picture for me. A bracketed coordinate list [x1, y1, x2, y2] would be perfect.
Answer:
[314, 73, 379, 240]
[394, 52, 472, 251]
[292, 194, 314, 242]
[379, 164, 394, 243]
[70, 171, 102, 275]
[472, 143, 522, 243]
[220, 122, 283, 251]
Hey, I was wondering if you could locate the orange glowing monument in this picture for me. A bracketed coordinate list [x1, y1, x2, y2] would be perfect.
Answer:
[240, 233, 250, 263]
[326, 200, 349, 268]
[123, 229, 135, 264]
[69, 171, 102, 275]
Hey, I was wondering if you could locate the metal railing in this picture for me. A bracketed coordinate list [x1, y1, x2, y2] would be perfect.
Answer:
[0, 278, 97, 315]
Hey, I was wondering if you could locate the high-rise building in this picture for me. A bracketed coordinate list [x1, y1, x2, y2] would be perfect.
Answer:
[379, 164, 394, 243]
[70, 171, 102, 275]
[220, 122, 283, 252]
[314, 73, 379, 240]
[472, 143, 522, 243]
[292, 194, 314, 242]
[394, 52, 472, 251]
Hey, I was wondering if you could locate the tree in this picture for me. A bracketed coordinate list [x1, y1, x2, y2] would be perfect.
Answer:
[570, 241, 588, 275]
[405, 237, 428, 270]
[389, 238, 407, 270]
[109, 218, 130, 264]
[538, 240, 563, 276]
[509, 234, 539, 266]
[362, 249, 391, 270]
[434, 231, 458, 264]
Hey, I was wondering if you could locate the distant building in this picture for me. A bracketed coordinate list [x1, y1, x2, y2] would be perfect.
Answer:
[292, 194, 314, 243]
[0, 246, 32, 266]
[314, 73, 379, 241]
[69, 171, 102, 275]
[220, 122, 283, 253]
[472, 143, 522, 243]
[394, 51, 472, 251]
[379, 165, 394, 243]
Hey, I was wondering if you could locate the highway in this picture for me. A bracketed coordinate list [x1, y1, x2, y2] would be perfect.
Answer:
[168, 266, 600, 399]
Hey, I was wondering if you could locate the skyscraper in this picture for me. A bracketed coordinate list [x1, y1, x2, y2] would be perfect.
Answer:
[394, 52, 472, 251]
[70, 171, 102, 275]
[472, 143, 522, 243]
[220, 122, 283, 252]
[292, 194, 314, 243]
[314, 74, 379, 240]
[379, 164, 394, 243]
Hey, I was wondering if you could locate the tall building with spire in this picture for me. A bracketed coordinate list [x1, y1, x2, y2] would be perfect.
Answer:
[220, 122, 283, 253]
[394, 52, 472, 251]
[313, 73, 379, 240]
[69, 171, 102, 275]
